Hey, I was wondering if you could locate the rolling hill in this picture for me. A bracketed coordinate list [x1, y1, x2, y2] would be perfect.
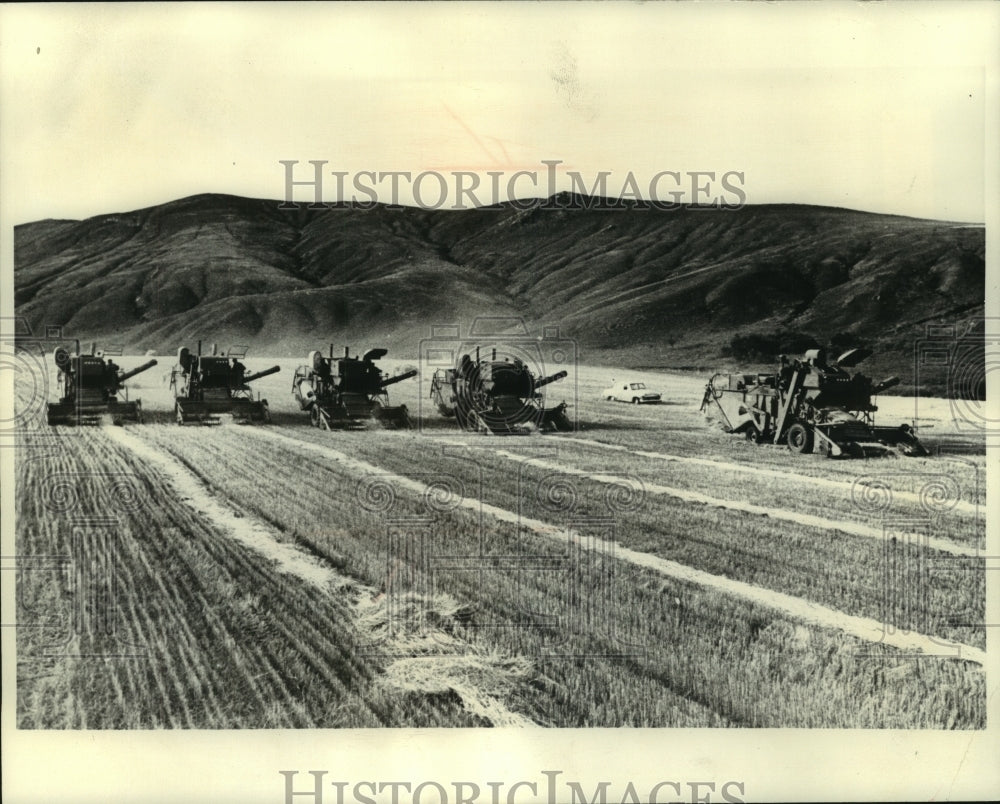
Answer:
[14, 193, 985, 390]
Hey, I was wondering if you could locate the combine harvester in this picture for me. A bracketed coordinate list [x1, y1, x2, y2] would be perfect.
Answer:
[47, 343, 157, 426]
[430, 346, 573, 434]
[171, 342, 279, 424]
[292, 346, 417, 429]
[700, 347, 927, 457]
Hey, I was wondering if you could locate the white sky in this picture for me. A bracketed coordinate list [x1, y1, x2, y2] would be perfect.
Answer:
[0, 2, 996, 223]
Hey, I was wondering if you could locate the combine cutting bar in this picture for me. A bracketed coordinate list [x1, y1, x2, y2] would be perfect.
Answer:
[313, 402, 412, 430]
[175, 399, 269, 425]
[46, 400, 143, 426]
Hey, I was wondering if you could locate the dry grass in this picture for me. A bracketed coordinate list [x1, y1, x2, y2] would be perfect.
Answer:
[104, 424, 986, 728]
[14, 427, 483, 728]
[13, 366, 986, 729]
[315, 431, 986, 651]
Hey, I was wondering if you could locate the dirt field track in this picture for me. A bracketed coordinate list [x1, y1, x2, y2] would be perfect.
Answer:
[14, 358, 988, 728]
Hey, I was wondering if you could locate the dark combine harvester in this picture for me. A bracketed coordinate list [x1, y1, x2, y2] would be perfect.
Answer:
[171, 342, 279, 424]
[430, 346, 572, 433]
[293, 346, 417, 429]
[700, 347, 926, 457]
[47, 343, 157, 426]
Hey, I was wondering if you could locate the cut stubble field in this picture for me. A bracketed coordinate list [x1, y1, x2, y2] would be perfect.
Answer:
[13, 360, 989, 728]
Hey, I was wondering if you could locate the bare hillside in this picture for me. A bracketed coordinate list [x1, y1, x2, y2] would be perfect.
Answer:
[15, 193, 984, 389]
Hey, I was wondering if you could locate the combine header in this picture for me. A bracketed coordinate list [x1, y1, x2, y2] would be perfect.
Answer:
[171, 342, 278, 424]
[700, 347, 926, 457]
[47, 343, 157, 426]
[292, 346, 417, 429]
[430, 346, 572, 433]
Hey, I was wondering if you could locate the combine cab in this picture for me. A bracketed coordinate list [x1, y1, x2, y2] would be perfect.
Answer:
[701, 347, 927, 457]
[293, 346, 416, 429]
[46, 343, 157, 426]
[171, 342, 278, 424]
[430, 346, 572, 434]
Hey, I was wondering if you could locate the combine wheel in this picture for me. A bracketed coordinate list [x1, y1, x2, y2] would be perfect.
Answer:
[260, 401, 271, 424]
[632, 397, 640, 405]
[786, 422, 813, 454]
